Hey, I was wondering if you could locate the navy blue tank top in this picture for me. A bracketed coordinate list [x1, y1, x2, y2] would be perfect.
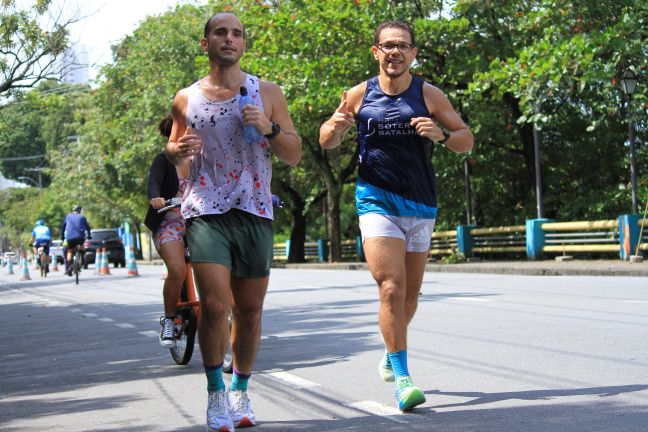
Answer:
[356, 76, 437, 218]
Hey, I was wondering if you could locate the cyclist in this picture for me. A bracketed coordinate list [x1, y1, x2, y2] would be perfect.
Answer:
[30, 219, 51, 273]
[61, 205, 92, 276]
[145, 114, 191, 347]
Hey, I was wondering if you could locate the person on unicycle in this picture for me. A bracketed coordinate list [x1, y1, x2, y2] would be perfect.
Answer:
[145, 114, 191, 348]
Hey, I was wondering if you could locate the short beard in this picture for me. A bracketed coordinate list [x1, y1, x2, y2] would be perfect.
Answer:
[382, 63, 407, 79]
[210, 55, 237, 67]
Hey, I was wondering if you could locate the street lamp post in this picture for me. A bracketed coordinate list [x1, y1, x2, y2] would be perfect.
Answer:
[24, 167, 43, 189]
[17, 176, 40, 188]
[464, 158, 474, 225]
[621, 69, 639, 214]
[531, 101, 544, 219]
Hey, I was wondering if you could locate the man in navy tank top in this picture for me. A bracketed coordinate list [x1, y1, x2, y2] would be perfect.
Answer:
[166, 11, 302, 432]
[320, 20, 473, 412]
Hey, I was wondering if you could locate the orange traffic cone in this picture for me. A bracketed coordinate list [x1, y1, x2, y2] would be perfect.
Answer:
[126, 246, 139, 277]
[20, 252, 31, 281]
[99, 247, 111, 275]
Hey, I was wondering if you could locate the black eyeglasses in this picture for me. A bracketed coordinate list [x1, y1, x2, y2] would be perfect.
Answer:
[377, 43, 414, 54]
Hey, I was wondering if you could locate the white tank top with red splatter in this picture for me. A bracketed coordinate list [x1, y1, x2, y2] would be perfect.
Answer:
[181, 74, 273, 220]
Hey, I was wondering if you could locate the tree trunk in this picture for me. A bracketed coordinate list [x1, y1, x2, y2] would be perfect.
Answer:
[327, 187, 342, 262]
[288, 202, 306, 263]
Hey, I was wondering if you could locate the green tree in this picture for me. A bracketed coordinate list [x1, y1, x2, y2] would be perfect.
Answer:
[0, 81, 83, 182]
[415, 0, 646, 226]
[0, 0, 76, 94]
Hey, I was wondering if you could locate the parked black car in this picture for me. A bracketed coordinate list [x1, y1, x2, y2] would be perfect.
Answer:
[83, 229, 126, 268]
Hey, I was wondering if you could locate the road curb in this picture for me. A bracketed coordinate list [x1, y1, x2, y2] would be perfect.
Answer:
[274, 260, 648, 277]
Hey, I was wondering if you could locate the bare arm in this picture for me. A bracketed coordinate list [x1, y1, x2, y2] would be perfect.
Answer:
[250, 81, 301, 167]
[164, 89, 202, 165]
[319, 83, 365, 149]
[412, 84, 473, 153]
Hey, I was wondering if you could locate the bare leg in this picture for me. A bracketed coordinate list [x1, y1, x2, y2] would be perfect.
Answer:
[158, 240, 186, 317]
[230, 275, 269, 374]
[404, 251, 428, 324]
[364, 237, 429, 353]
[192, 262, 232, 365]
[364, 237, 408, 352]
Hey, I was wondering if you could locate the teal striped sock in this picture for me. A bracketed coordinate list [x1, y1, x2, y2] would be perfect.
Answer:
[204, 363, 225, 392]
[230, 368, 251, 391]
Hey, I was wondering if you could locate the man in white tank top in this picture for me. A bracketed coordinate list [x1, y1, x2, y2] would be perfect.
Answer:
[165, 11, 301, 432]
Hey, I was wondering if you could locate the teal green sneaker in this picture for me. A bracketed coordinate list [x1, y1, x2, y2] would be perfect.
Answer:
[379, 353, 395, 382]
[395, 376, 426, 411]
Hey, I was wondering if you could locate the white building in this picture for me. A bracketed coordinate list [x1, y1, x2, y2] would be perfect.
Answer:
[60, 45, 90, 84]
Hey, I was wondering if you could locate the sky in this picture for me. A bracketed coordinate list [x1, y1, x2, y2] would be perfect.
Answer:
[64, 0, 191, 81]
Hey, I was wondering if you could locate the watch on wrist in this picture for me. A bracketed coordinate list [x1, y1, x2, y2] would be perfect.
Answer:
[438, 126, 451, 144]
[265, 122, 281, 139]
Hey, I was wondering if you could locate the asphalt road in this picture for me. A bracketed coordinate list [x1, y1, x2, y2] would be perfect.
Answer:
[1, 264, 646, 431]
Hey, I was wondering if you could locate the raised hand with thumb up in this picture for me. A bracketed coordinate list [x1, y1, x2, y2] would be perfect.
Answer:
[331, 90, 355, 135]
[319, 90, 356, 149]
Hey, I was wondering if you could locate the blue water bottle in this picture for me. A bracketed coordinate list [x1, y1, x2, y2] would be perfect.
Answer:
[239, 86, 263, 144]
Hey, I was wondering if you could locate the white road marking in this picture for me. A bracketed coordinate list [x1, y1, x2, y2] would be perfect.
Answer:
[139, 330, 159, 338]
[266, 372, 321, 389]
[345, 401, 410, 423]
[107, 359, 145, 365]
[452, 297, 492, 302]
[116, 323, 136, 329]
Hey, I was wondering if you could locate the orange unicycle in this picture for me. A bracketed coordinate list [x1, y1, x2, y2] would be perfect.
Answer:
[159, 198, 232, 370]
[170, 255, 200, 365]
[170, 253, 233, 370]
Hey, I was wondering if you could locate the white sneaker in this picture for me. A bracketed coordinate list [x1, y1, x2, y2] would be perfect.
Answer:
[379, 353, 395, 382]
[207, 390, 234, 432]
[229, 389, 256, 427]
[159, 317, 175, 347]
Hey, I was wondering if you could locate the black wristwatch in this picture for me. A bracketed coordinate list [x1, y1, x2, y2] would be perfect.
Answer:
[438, 126, 451, 144]
[265, 122, 281, 139]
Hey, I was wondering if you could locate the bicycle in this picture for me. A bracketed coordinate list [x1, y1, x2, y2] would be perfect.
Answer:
[37, 245, 49, 278]
[70, 244, 84, 285]
[158, 198, 233, 371]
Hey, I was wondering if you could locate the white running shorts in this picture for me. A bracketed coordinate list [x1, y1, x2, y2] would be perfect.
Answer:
[359, 213, 436, 253]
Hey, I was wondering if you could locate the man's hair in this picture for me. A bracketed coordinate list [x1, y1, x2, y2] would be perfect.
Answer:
[158, 114, 173, 139]
[374, 20, 415, 47]
[204, 11, 242, 38]
[73, 205, 82, 213]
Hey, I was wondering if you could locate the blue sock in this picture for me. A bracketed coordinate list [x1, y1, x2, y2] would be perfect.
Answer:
[204, 363, 225, 392]
[380, 348, 392, 369]
[387, 350, 410, 381]
[230, 368, 251, 391]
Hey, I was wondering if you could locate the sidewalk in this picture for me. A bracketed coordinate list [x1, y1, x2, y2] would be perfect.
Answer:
[275, 259, 648, 277]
